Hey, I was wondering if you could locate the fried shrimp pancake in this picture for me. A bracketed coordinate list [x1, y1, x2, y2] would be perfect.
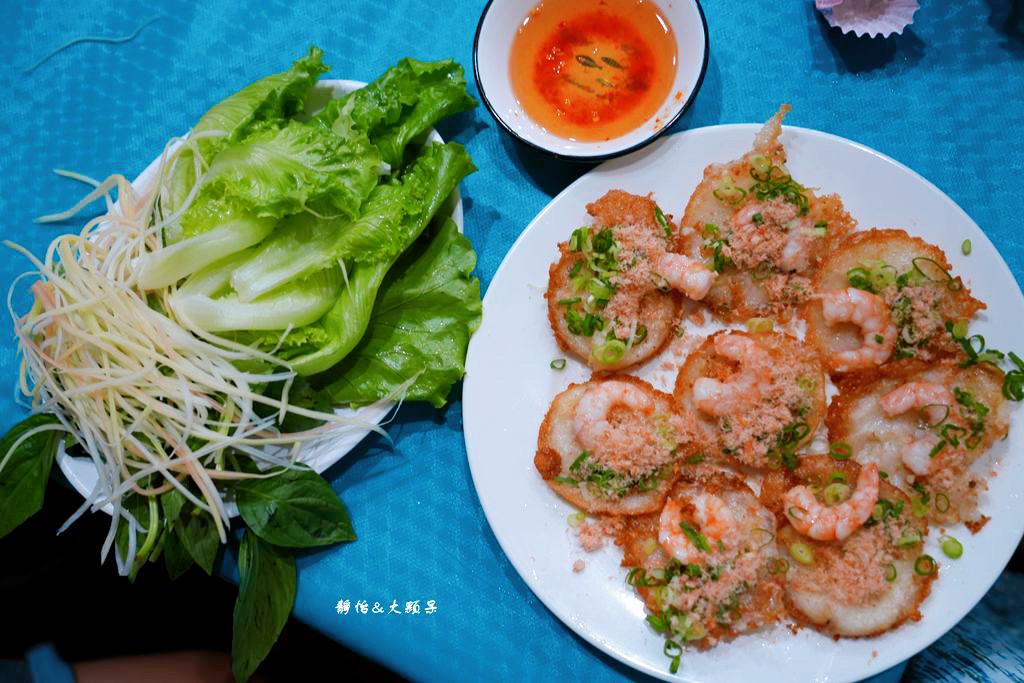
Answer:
[673, 330, 826, 470]
[804, 229, 985, 374]
[617, 467, 786, 649]
[546, 191, 683, 372]
[534, 376, 695, 514]
[679, 105, 856, 322]
[827, 359, 1009, 528]
[760, 455, 935, 638]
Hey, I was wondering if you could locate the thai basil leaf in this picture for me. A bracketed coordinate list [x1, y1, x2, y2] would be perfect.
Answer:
[233, 466, 355, 548]
[161, 522, 195, 580]
[0, 414, 62, 540]
[162, 487, 220, 575]
[232, 530, 296, 683]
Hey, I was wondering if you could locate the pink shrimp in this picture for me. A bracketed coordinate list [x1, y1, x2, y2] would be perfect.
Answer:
[783, 462, 880, 541]
[819, 287, 898, 372]
[573, 380, 655, 458]
[880, 381, 955, 421]
[880, 381, 956, 476]
[654, 252, 716, 301]
[658, 493, 735, 563]
[692, 333, 772, 417]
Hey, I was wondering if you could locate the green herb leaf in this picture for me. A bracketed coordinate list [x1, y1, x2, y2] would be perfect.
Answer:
[232, 531, 297, 683]
[234, 466, 356, 548]
[0, 414, 62, 540]
[162, 522, 195, 580]
[679, 522, 711, 552]
[162, 487, 221, 575]
[317, 217, 481, 408]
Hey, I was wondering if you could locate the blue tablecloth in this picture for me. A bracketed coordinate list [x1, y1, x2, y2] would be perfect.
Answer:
[3, 1, 1024, 681]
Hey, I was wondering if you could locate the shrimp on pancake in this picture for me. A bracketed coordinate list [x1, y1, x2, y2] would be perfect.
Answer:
[827, 359, 1010, 529]
[678, 105, 856, 323]
[673, 330, 826, 470]
[803, 229, 985, 374]
[534, 376, 697, 514]
[760, 455, 935, 638]
[616, 467, 786, 652]
[546, 191, 716, 372]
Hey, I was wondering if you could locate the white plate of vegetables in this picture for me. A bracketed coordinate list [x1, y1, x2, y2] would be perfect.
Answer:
[1, 48, 481, 682]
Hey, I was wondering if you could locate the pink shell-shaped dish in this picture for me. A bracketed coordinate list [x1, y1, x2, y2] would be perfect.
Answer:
[815, 0, 920, 38]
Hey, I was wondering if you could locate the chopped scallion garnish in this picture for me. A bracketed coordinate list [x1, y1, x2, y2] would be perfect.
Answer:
[914, 554, 936, 576]
[940, 535, 963, 559]
[789, 542, 813, 565]
[829, 442, 852, 460]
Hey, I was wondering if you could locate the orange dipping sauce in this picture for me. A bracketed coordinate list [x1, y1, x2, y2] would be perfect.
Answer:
[509, 0, 677, 142]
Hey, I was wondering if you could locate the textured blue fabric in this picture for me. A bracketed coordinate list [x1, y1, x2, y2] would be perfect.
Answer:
[3, 1, 1024, 682]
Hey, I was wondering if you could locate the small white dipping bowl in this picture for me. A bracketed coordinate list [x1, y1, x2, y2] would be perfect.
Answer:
[473, 0, 709, 162]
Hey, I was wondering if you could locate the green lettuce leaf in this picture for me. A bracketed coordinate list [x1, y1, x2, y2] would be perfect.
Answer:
[167, 47, 328, 220]
[281, 141, 475, 376]
[316, 217, 481, 408]
[317, 58, 477, 167]
[182, 117, 381, 233]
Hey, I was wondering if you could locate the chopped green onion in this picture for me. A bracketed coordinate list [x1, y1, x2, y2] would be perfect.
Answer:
[920, 403, 950, 428]
[593, 339, 626, 364]
[914, 554, 937, 576]
[940, 535, 963, 559]
[896, 530, 922, 547]
[713, 180, 747, 205]
[912, 257, 962, 291]
[789, 542, 814, 565]
[768, 557, 790, 574]
[567, 511, 585, 527]
[746, 317, 773, 333]
[550, 358, 566, 370]
[884, 563, 898, 583]
[962, 239, 972, 255]
[749, 154, 772, 175]
[934, 492, 950, 513]
[950, 320, 969, 339]
[1002, 351, 1024, 401]
[823, 482, 851, 505]
[751, 261, 774, 280]
[557, 297, 581, 306]
[627, 567, 648, 586]
[685, 622, 706, 641]
[786, 505, 805, 521]
[829, 442, 852, 460]
[828, 472, 847, 484]
[754, 527, 775, 548]
[751, 212, 764, 224]
[680, 522, 711, 552]
[654, 206, 672, 238]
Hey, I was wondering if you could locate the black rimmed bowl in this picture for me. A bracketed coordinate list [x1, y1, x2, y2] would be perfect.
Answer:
[473, 0, 709, 162]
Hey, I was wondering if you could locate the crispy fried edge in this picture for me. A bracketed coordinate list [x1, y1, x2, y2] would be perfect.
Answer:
[534, 375, 685, 515]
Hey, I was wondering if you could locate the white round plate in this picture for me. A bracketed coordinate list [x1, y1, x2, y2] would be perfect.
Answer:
[463, 124, 1024, 682]
[57, 79, 462, 510]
